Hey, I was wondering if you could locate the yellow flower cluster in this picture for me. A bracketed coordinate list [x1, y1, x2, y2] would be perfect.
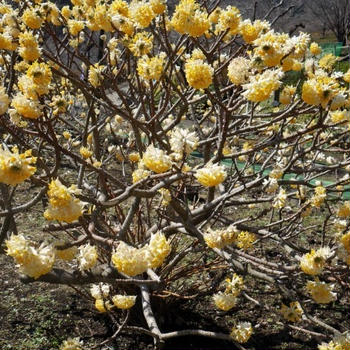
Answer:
[111, 14, 134, 36]
[11, 93, 43, 119]
[171, 0, 209, 37]
[169, 127, 199, 156]
[112, 241, 149, 276]
[273, 188, 287, 209]
[132, 165, 151, 183]
[195, 162, 227, 187]
[90, 283, 112, 312]
[280, 301, 303, 322]
[230, 322, 253, 343]
[6, 234, 55, 279]
[213, 292, 237, 311]
[137, 53, 166, 81]
[311, 185, 327, 208]
[44, 179, 84, 223]
[330, 110, 349, 124]
[310, 42, 322, 56]
[225, 274, 244, 295]
[143, 145, 172, 173]
[129, 0, 158, 28]
[239, 19, 270, 43]
[319, 54, 337, 71]
[300, 247, 331, 276]
[0, 146, 37, 186]
[0, 86, 10, 115]
[302, 75, 338, 108]
[111, 232, 171, 276]
[337, 202, 350, 218]
[216, 6, 241, 36]
[88, 64, 104, 88]
[158, 188, 171, 206]
[185, 58, 213, 90]
[60, 337, 83, 350]
[235, 231, 256, 250]
[21, 8, 42, 30]
[213, 274, 243, 311]
[80, 146, 93, 159]
[306, 279, 336, 304]
[128, 31, 153, 57]
[148, 232, 171, 268]
[318, 333, 350, 350]
[78, 244, 98, 271]
[112, 295, 137, 309]
[242, 68, 283, 102]
[279, 85, 296, 105]
[227, 57, 251, 85]
[203, 226, 238, 249]
[56, 246, 78, 261]
[18, 30, 41, 62]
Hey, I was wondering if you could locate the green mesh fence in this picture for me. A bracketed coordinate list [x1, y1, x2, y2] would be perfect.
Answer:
[320, 42, 343, 56]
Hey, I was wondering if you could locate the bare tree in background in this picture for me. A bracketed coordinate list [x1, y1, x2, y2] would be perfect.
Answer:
[307, 0, 350, 44]
[232, 0, 304, 33]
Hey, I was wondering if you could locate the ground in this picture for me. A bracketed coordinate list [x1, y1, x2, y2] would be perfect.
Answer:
[0, 184, 348, 350]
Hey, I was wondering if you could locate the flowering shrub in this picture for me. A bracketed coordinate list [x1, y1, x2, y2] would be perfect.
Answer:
[0, 0, 349, 348]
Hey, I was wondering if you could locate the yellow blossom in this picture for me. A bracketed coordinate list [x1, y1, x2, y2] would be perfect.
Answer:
[0, 86, 10, 115]
[319, 54, 337, 71]
[310, 42, 321, 56]
[80, 146, 93, 159]
[280, 301, 303, 322]
[128, 32, 153, 57]
[225, 273, 244, 296]
[236, 231, 255, 250]
[147, 232, 171, 268]
[6, 234, 55, 279]
[137, 53, 165, 81]
[213, 292, 237, 311]
[129, 0, 156, 28]
[88, 64, 104, 88]
[195, 162, 227, 187]
[11, 93, 42, 119]
[22, 8, 44, 29]
[227, 57, 250, 85]
[337, 202, 350, 218]
[44, 179, 83, 223]
[68, 20, 85, 36]
[0, 146, 37, 185]
[18, 31, 41, 62]
[169, 127, 198, 155]
[311, 185, 326, 207]
[306, 279, 336, 304]
[112, 295, 137, 309]
[143, 145, 172, 173]
[112, 241, 149, 276]
[60, 337, 83, 350]
[150, 0, 166, 15]
[239, 19, 269, 43]
[242, 68, 283, 102]
[203, 226, 237, 249]
[78, 244, 98, 271]
[300, 247, 331, 275]
[171, 0, 209, 37]
[218, 6, 240, 34]
[230, 322, 253, 343]
[27, 61, 52, 86]
[185, 59, 213, 89]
